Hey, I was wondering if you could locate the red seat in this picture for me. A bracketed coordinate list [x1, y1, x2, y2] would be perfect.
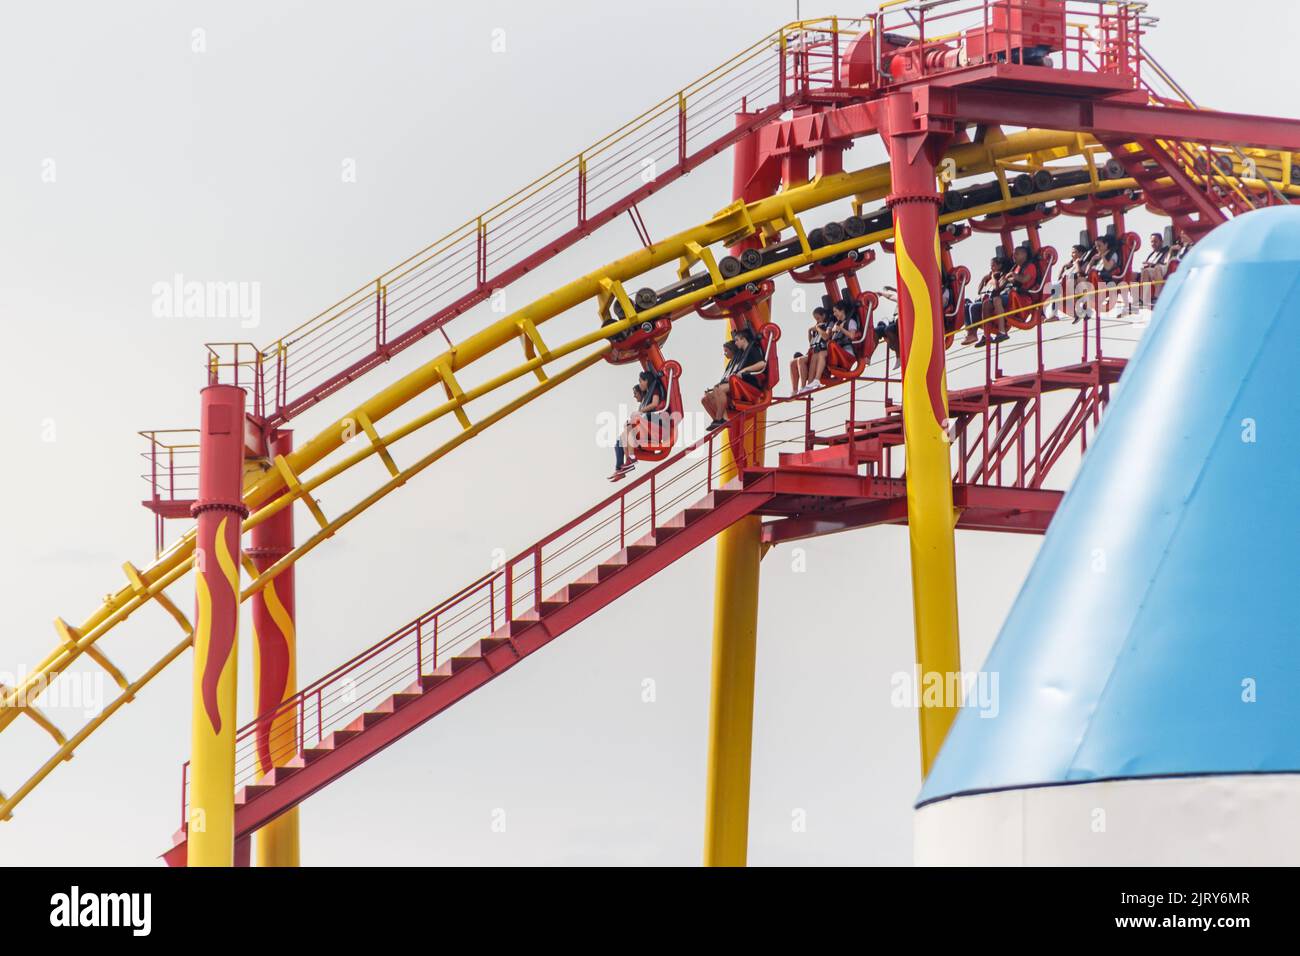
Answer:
[1149, 247, 1186, 303]
[821, 293, 880, 383]
[633, 360, 683, 462]
[1084, 232, 1140, 312]
[943, 266, 973, 350]
[1089, 233, 1139, 287]
[1117, 232, 1141, 284]
[1007, 246, 1058, 329]
[729, 325, 782, 412]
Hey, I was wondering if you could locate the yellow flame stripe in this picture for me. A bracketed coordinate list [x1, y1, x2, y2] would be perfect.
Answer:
[895, 229, 963, 776]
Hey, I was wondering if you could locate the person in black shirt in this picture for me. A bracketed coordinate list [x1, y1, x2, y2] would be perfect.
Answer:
[830, 300, 861, 359]
[979, 245, 1038, 345]
[702, 327, 767, 429]
[638, 368, 665, 411]
[611, 371, 674, 479]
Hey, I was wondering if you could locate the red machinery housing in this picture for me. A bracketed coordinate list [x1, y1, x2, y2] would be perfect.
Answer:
[966, 0, 1067, 64]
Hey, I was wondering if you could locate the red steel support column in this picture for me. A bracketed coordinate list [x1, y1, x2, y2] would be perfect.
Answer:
[249, 429, 299, 866]
[188, 385, 248, 866]
[881, 91, 963, 777]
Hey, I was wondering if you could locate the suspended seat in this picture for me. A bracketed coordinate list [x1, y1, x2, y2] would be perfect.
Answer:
[821, 292, 880, 383]
[632, 359, 683, 462]
[728, 324, 782, 413]
[943, 266, 973, 350]
[1006, 246, 1059, 330]
[1116, 231, 1141, 284]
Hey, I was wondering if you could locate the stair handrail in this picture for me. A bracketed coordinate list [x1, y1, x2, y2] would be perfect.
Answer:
[1138, 49, 1288, 209]
[183, 402, 774, 824]
[204, 18, 869, 425]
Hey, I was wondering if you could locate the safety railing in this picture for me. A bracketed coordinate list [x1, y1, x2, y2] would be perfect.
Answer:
[139, 429, 201, 556]
[139, 429, 201, 506]
[871, 0, 1149, 81]
[794, 280, 1142, 490]
[203, 19, 869, 427]
[1135, 49, 1288, 213]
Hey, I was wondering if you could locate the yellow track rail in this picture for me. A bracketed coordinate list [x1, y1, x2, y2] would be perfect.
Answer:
[4, 121, 1297, 824]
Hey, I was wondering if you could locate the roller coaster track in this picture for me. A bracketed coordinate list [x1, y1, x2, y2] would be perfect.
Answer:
[162, 314, 1130, 864]
[6, 10, 1300, 836]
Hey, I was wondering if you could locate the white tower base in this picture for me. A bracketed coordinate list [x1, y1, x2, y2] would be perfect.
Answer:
[915, 774, 1300, 866]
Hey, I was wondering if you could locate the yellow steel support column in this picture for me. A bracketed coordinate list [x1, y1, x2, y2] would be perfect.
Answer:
[703, 113, 779, 867]
[883, 92, 963, 776]
[702, 327, 768, 867]
[704, 512, 763, 866]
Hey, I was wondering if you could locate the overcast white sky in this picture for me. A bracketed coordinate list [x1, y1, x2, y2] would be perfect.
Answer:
[2, 0, 1296, 866]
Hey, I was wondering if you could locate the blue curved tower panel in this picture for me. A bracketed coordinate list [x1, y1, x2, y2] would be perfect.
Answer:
[915, 207, 1300, 865]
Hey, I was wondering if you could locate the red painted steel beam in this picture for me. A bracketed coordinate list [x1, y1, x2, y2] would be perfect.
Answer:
[760, 483, 1063, 545]
[757, 74, 1300, 164]
[949, 89, 1300, 153]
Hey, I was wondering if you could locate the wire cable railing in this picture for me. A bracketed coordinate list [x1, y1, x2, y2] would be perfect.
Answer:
[203, 18, 869, 427]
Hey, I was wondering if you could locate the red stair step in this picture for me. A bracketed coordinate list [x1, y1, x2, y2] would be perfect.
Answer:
[315, 729, 360, 751]
[258, 765, 301, 787]
[372, 690, 421, 714]
[595, 555, 628, 580]
[235, 782, 275, 806]
[343, 710, 390, 733]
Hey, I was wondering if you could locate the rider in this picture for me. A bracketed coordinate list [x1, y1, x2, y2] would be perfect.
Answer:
[1074, 234, 1122, 318]
[829, 299, 861, 364]
[1047, 244, 1091, 322]
[612, 371, 672, 479]
[980, 244, 1039, 345]
[702, 327, 767, 429]
[790, 306, 832, 395]
[1138, 231, 1171, 309]
[961, 256, 1008, 346]
[612, 382, 647, 478]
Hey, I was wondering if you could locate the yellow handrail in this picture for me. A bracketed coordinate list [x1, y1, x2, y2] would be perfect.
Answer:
[252, 19, 868, 357]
